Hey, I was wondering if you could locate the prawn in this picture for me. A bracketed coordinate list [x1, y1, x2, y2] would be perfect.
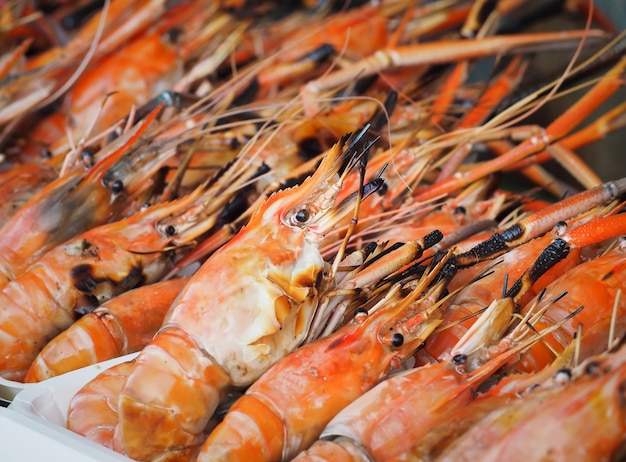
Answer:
[20, 0, 224, 161]
[0, 103, 172, 288]
[115, 127, 381, 460]
[519, 239, 626, 372]
[422, 203, 626, 363]
[436, 341, 626, 462]
[67, 361, 136, 451]
[196, 238, 450, 462]
[24, 278, 188, 382]
[291, 311, 560, 462]
[0, 147, 265, 381]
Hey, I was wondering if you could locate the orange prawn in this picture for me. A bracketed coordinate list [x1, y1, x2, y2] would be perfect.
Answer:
[115, 128, 380, 460]
[423, 203, 626, 363]
[24, 278, 188, 383]
[436, 341, 626, 462]
[0, 147, 264, 382]
[67, 360, 136, 452]
[291, 305, 558, 462]
[20, 0, 221, 161]
[519, 241, 626, 372]
[196, 237, 449, 462]
[0, 104, 173, 288]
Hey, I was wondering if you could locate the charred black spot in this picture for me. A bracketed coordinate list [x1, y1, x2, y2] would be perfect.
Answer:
[74, 296, 99, 317]
[80, 240, 99, 258]
[218, 194, 249, 224]
[302, 43, 336, 63]
[120, 266, 145, 290]
[456, 234, 509, 267]
[505, 279, 523, 300]
[366, 90, 398, 133]
[233, 77, 261, 108]
[71, 264, 103, 293]
[376, 181, 388, 196]
[362, 242, 379, 258]
[315, 270, 324, 289]
[297, 137, 324, 160]
[527, 239, 569, 284]
[274, 171, 312, 192]
[423, 230, 444, 249]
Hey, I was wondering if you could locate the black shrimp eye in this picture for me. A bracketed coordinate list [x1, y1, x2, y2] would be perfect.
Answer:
[163, 27, 181, 44]
[81, 149, 95, 167]
[110, 180, 124, 193]
[454, 206, 466, 215]
[295, 208, 310, 223]
[41, 149, 53, 159]
[391, 333, 404, 347]
[165, 225, 176, 236]
[452, 353, 467, 365]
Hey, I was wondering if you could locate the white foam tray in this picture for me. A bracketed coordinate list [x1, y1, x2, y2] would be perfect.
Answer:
[0, 377, 27, 406]
[4, 354, 138, 461]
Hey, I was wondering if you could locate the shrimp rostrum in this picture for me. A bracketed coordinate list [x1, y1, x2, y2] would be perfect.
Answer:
[116, 127, 382, 460]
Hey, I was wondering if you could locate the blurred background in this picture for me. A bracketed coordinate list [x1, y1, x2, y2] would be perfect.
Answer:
[530, 0, 625, 183]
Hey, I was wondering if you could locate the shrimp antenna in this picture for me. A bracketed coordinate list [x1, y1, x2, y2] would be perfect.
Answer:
[330, 126, 381, 278]
[608, 289, 622, 351]
[501, 273, 509, 299]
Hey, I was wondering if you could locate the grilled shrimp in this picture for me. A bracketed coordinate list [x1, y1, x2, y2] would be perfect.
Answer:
[24, 278, 187, 382]
[116, 128, 381, 460]
[0, 150, 261, 382]
[436, 342, 626, 462]
[67, 361, 136, 451]
[197, 236, 448, 462]
[0, 105, 164, 288]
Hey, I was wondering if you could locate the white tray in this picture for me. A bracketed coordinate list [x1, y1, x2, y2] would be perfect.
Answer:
[0, 377, 27, 406]
[6, 354, 138, 461]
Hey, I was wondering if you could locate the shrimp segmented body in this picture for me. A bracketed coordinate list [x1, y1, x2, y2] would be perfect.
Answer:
[24, 278, 188, 382]
[116, 128, 380, 460]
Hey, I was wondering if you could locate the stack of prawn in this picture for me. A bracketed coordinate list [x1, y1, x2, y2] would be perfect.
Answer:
[1, 0, 626, 461]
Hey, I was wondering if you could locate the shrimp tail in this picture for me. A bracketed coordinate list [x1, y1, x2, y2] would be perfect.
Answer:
[117, 327, 231, 460]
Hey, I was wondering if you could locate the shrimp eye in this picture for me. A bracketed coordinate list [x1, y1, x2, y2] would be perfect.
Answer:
[452, 354, 467, 365]
[110, 180, 124, 193]
[165, 225, 176, 236]
[295, 208, 310, 223]
[391, 333, 404, 347]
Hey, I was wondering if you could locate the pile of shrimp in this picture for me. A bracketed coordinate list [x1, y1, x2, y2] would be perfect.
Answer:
[1, 0, 626, 460]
